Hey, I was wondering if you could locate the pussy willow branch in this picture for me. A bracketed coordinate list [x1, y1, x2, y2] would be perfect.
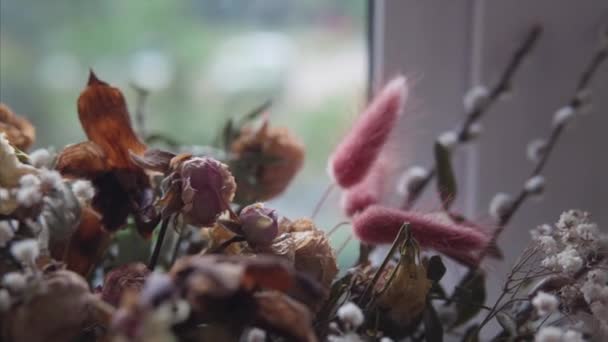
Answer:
[402, 25, 542, 209]
[479, 40, 608, 261]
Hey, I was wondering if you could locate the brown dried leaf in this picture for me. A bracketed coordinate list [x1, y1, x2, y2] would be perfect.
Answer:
[254, 291, 317, 342]
[129, 148, 176, 173]
[56, 141, 108, 178]
[376, 262, 431, 323]
[290, 224, 338, 290]
[77, 71, 146, 169]
[0, 103, 35, 151]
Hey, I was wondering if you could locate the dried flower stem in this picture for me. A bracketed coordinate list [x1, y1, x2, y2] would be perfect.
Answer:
[311, 183, 335, 219]
[131, 84, 150, 138]
[358, 223, 409, 308]
[402, 25, 542, 209]
[480, 39, 608, 260]
[148, 216, 170, 270]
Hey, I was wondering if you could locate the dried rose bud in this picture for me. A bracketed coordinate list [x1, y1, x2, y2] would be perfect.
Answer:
[239, 203, 279, 246]
[101, 262, 150, 307]
[0, 103, 35, 151]
[230, 122, 304, 203]
[178, 157, 236, 226]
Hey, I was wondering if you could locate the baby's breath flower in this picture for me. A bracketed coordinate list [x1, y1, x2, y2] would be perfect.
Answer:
[535, 326, 563, 342]
[15, 174, 42, 207]
[555, 248, 583, 274]
[586, 269, 608, 284]
[380, 337, 394, 342]
[489, 192, 513, 221]
[532, 291, 559, 316]
[39, 169, 63, 190]
[71, 179, 95, 204]
[0, 220, 16, 247]
[526, 139, 547, 163]
[0, 288, 10, 311]
[2, 272, 26, 292]
[245, 328, 267, 342]
[463, 85, 489, 112]
[337, 301, 364, 329]
[397, 166, 428, 195]
[10, 238, 40, 265]
[536, 235, 558, 254]
[524, 175, 546, 196]
[562, 330, 584, 342]
[437, 131, 458, 151]
[29, 148, 54, 168]
[552, 106, 576, 127]
[575, 223, 599, 241]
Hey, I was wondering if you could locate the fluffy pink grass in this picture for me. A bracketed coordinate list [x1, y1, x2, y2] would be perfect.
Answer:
[341, 155, 390, 217]
[353, 205, 491, 266]
[328, 75, 407, 188]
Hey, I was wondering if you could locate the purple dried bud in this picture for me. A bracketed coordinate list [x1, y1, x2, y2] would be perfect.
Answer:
[179, 157, 236, 226]
[239, 203, 279, 246]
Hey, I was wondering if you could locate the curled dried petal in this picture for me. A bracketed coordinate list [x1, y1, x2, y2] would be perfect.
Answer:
[0, 103, 35, 151]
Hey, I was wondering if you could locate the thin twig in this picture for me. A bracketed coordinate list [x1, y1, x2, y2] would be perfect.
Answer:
[479, 41, 608, 260]
[311, 183, 335, 219]
[402, 25, 543, 209]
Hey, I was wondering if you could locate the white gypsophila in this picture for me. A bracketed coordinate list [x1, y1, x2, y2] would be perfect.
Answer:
[245, 328, 267, 342]
[2, 272, 26, 292]
[463, 85, 489, 112]
[327, 333, 364, 342]
[552, 106, 576, 127]
[10, 238, 40, 265]
[536, 235, 558, 254]
[380, 337, 394, 342]
[527, 139, 547, 163]
[556, 210, 585, 231]
[531, 224, 553, 241]
[0, 288, 10, 312]
[562, 330, 584, 342]
[464, 122, 483, 141]
[575, 223, 599, 241]
[397, 166, 428, 195]
[532, 291, 559, 316]
[0, 188, 9, 201]
[15, 174, 42, 207]
[0, 220, 16, 247]
[71, 179, 95, 204]
[39, 169, 63, 190]
[580, 280, 605, 304]
[586, 269, 608, 285]
[437, 131, 458, 151]
[524, 175, 546, 196]
[489, 192, 513, 221]
[337, 302, 364, 329]
[28, 148, 54, 168]
[535, 326, 563, 342]
[555, 248, 583, 274]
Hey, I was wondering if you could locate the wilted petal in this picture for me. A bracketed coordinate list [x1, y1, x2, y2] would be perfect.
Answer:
[77, 71, 146, 169]
[56, 141, 108, 178]
[254, 291, 317, 342]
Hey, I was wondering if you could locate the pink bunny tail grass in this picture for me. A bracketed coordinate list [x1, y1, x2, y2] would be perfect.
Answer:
[353, 205, 491, 266]
[328, 75, 407, 188]
[341, 155, 391, 217]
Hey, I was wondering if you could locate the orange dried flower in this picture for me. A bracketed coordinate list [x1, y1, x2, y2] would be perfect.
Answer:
[56, 71, 158, 236]
[230, 121, 304, 203]
[0, 103, 35, 151]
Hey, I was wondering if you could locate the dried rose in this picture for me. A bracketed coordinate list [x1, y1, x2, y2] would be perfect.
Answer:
[230, 121, 304, 203]
[179, 157, 236, 226]
[101, 262, 150, 307]
[0, 103, 35, 151]
[239, 202, 279, 246]
[1, 269, 96, 342]
[254, 291, 317, 342]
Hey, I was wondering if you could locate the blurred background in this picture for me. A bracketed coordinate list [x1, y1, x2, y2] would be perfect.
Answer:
[0, 0, 367, 266]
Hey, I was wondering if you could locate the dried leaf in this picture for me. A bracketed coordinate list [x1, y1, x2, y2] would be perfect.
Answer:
[434, 141, 457, 210]
[426, 255, 446, 283]
[423, 304, 443, 342]
[130, 148, 175, 173]
[452, 270, 486, 328]
[254, 291, 317, 342]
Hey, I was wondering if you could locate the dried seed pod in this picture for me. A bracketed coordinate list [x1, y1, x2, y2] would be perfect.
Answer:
[230, 122, 304, 203]
[0, 103, 35, 151]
